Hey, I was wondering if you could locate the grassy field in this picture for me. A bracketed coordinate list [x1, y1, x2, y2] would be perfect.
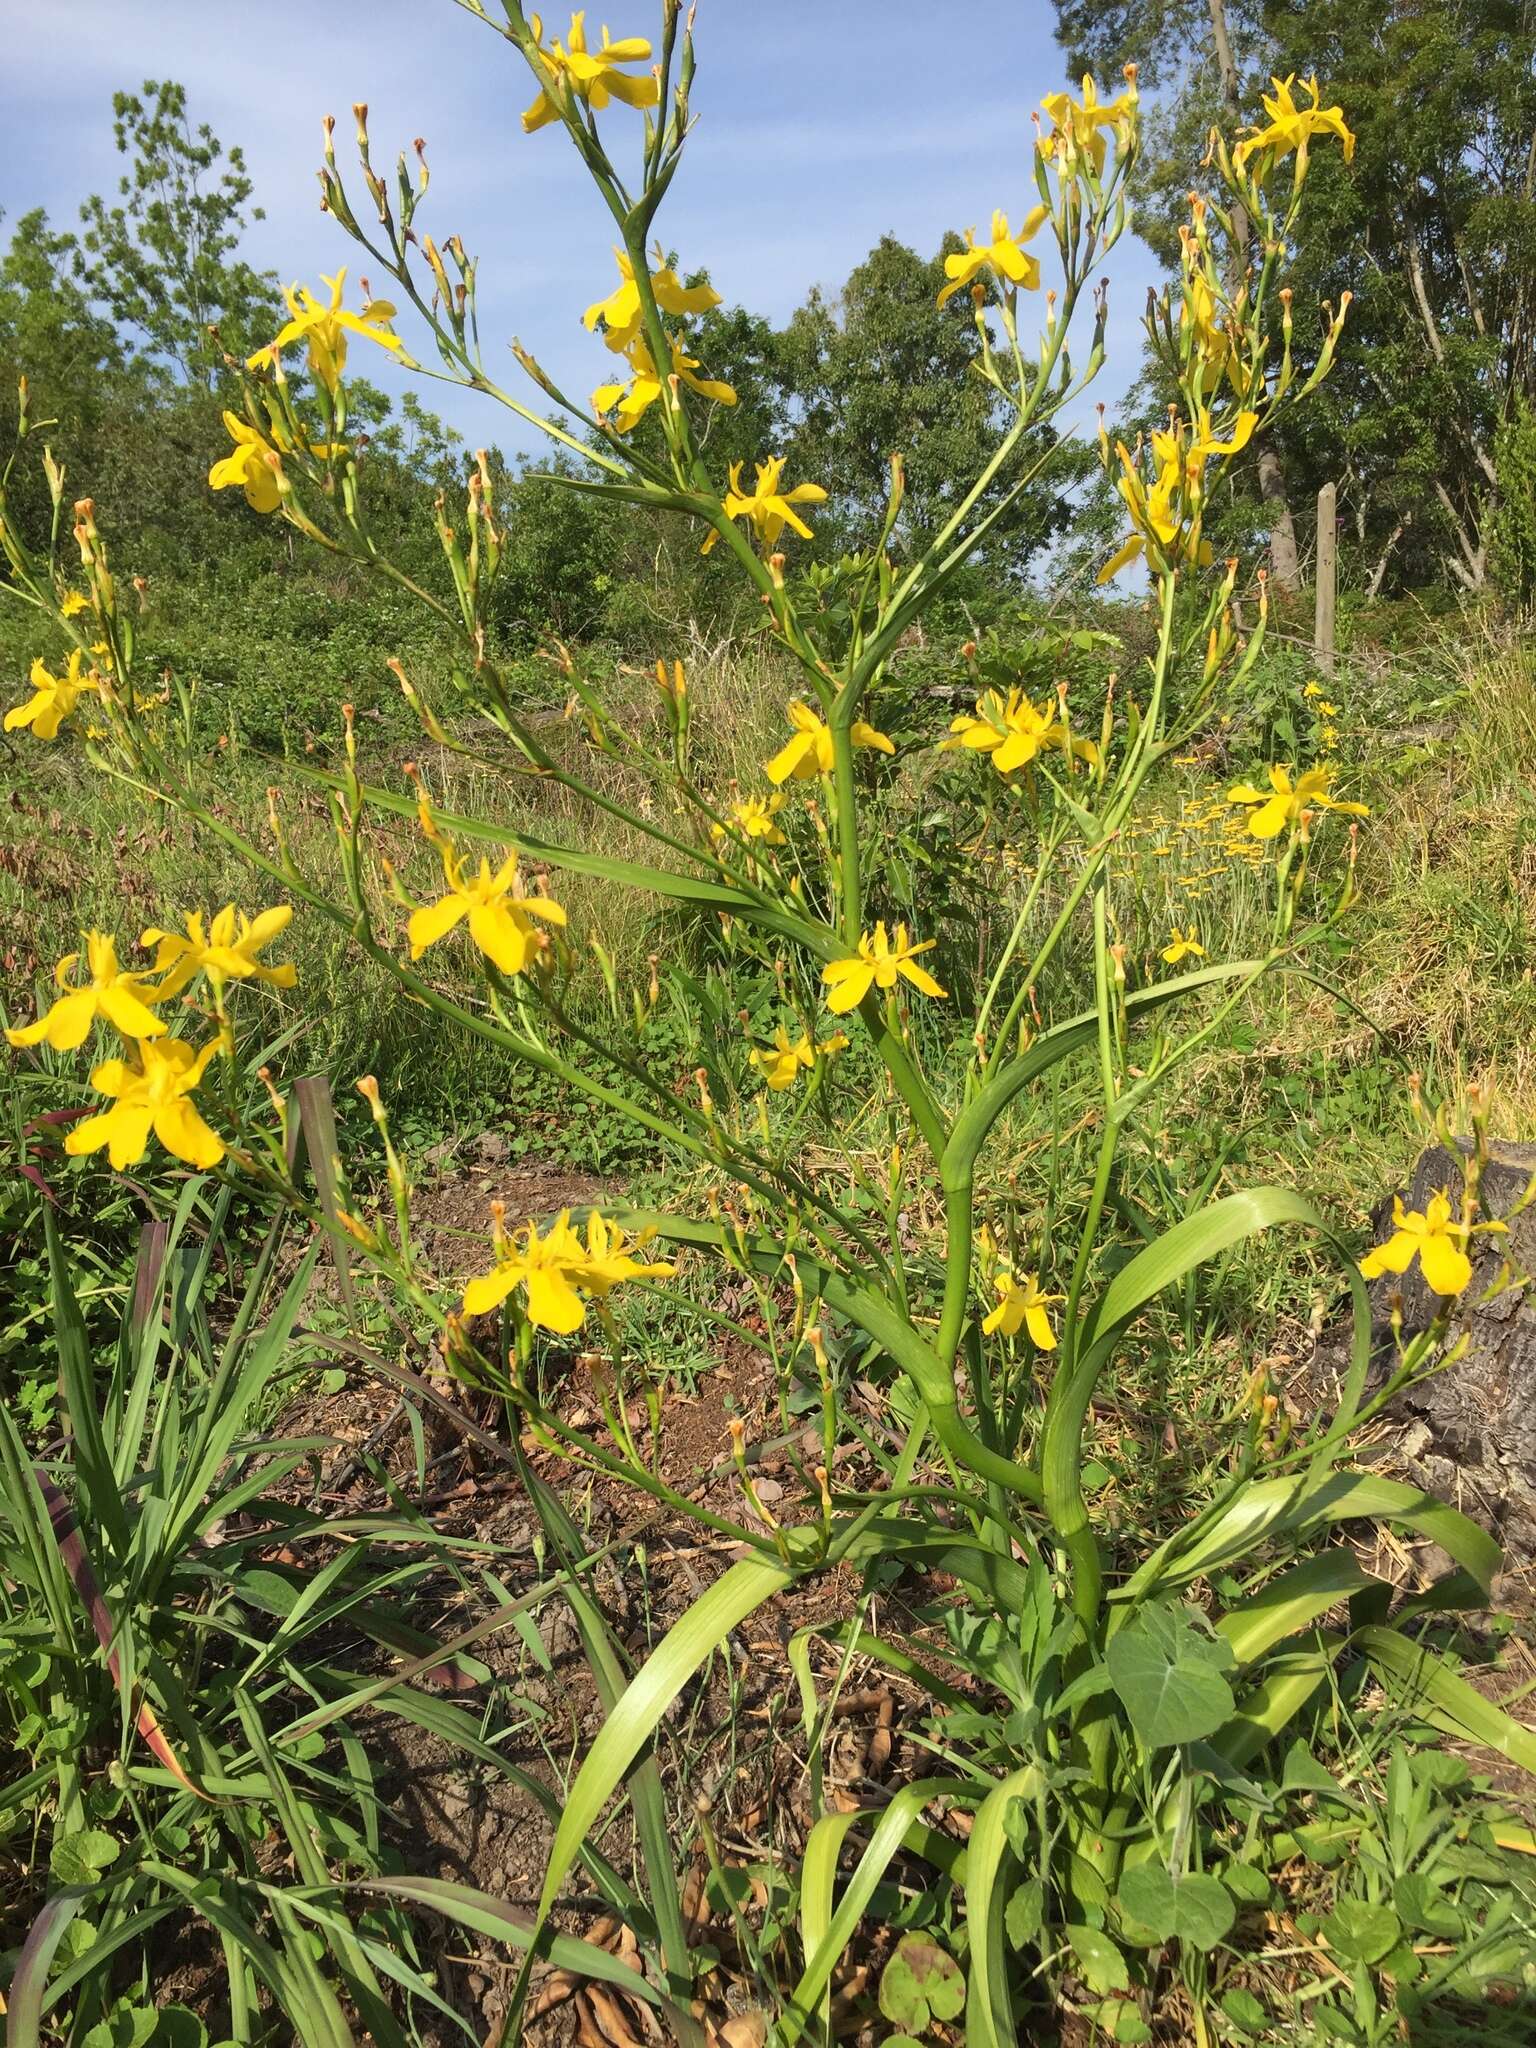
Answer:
[6, 591, 1536, 2045]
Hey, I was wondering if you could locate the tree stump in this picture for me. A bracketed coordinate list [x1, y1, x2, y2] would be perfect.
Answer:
[1360, 1141, 1536, 1559]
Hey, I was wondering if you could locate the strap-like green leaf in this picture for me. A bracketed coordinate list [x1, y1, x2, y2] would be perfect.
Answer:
[536, 1550, 796, 1923]
[1124, 1472, 1500, 1602]
[1216, 1549, 1374, 1666]
[784, 1780, 975, 2047]
[1357, 1626, 1536, 1777]
[965, 1768, 1044, 2048]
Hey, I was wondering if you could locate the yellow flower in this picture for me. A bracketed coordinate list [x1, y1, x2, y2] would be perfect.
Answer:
[592, 335, 736, 432]
[940, 686, 1098, 775]
[1312, 698, 1339, 718]
[1226, 763, 1369, 839]
[750, 1025, 848, 1091]
[1040, 74, 1136, 172]
[59, 590, 89, 617]
[208, 413, 285, 514]
[1302, 680, 1322, 699]
[250, 269, 404, 391]
[7, 932, 166, 1051]
[703, 458, 828, 555]
[1235, 75, 1355, 173]
[576, 1210, 675, 1300]
[981, 1270, 1063, 1348]
[63, 1036, 226, 1171]
[5, 650, 95, 740]
[936, 207, 1049, 307]
[408, 845, 566, 976]
[521, 11, 660, 134]
[765, 699, 894, 784]
[1359, 1191, 1472, 1298]
[462, 1207, 671, 1333]
[141, 905, 297, 999]
[822, 922, 946, 1015]
[1161, 927, 1206, 965]
[583, 249, 720, 353]
[711, 793, 788, 846]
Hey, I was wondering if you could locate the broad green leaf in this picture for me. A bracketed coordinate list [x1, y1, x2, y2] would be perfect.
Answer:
[1116, 1866, 1235, 1952]
[1064, 1924, 1129, 1996]
[1106, 1605, 1236, 1750]
[1393, 1872, 1463, 1941]
[49, 1830, 119, 1885]
[1322, 1898, 1401, 1965]
[878, 1934, 965, 2030]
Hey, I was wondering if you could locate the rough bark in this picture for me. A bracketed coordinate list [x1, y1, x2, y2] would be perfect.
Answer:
[1349, 1142, 1536, 1559]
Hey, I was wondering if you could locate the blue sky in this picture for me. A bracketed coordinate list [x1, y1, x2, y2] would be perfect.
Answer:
[0, 0, 1161, 460]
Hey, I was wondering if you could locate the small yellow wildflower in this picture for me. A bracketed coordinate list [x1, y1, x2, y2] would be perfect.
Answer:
[765, 699, 894, 784]
[5, 650, 95, 740]
[1161, 927, 1205, 965]
[462, 1208, 671, 1333]
[1226, 763, 1369, 839]
[1040, 73, 1136, 173]
[583, 249, 720, 353]
[142, 905, 297, 998]
[750, 1025, 848, 1091]
[521, 11, 660, 133]
[982, 1270, 1063, 1348]
[592, 335, 736, 432]
[64, 1036, 226, 1171]
[408, 845, 566, 976]
[1097, 413, 1255, 583]
[7, 932, 166, 1051]
[250, 269, 404, 391]
[1359, 1191, 1472, 1298]
[936, 207, 1049, 307]
[59, 590, 89, 617]
[941, 686, 1098, 775]
[822, 922, 946, 1015]
[1234, 75, 1355, 173]
[711, 793, 788, 846]
[703, 458, 828, 555]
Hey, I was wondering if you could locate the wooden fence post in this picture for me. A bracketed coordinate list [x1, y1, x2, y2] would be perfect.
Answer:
[1314, 481, 1337, 676]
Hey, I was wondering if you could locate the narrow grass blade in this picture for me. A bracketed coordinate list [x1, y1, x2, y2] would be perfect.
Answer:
[294, 1073, 355, 1310]
[35, 1469, 206, 1798]
[8, 1888, 88, 2048]
[352, 1876, 669, 2007]
[524, 1471, 696, 2024]
[1216, 1549, 1374, 1666]
[1125, 1472, 1500, 1601]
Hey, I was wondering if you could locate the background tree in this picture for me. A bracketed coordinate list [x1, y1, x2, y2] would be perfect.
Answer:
[74, 80, 281, 390]
[1055, 0, 1536, 595]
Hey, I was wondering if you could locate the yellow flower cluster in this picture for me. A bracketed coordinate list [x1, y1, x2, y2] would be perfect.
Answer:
[1116, 787, 1270, 900]
[407, 830, 566, 979]
[5, 907, 295, 1169]
[463, 1206, 672, 1334]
